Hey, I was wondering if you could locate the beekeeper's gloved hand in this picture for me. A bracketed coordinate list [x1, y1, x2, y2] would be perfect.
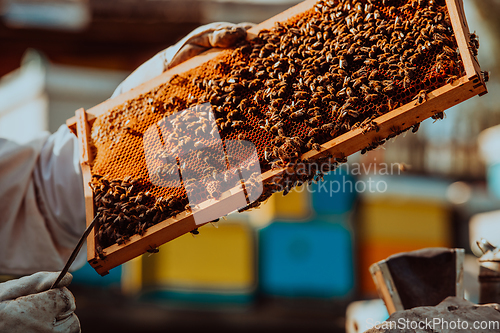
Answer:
[111, 22, 254, 98]
[0, 272, 80, 333]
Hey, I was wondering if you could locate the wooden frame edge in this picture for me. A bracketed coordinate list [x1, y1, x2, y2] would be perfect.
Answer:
[75, 108, 97, 263]
[446, 0, 485, 92]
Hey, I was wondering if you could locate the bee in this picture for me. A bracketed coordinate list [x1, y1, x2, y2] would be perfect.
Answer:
[247, 106, 258, 115]
[351, 75, 365, 88]
[248, 79, 260, 89]
[231, 120, 244, 129]
[290, 136, 303, 147]
[435, 52, 451, 62]
[431, 111, 446, 122]
[309, 116, 322, 125]
[193, 141, 205, 149]
[446, 75, 458, 84]
[345, 109, 360, 118]
[96, 245, 107, 260]
[290, 109, 305, 120]
[346, 96, 359, 104]
[388, 99, 399, 111]
[470, 31, 480, 48]
[468, 40, 479, 56]
[270, 121, 283, 134]
[339, 56, 348, 69]
[411, 123, 420, 133]
[367, 69, 379, 80]
[265, 78, 279, 88]
[146, 246, 160, 254]
[277, 86, 287, 97]
[335, 87, 347, 97]
[383, 83, 397, 93]
[345, 87, 354, 97]
[482, 71, 490, 83]
[308, 128, 321, 137]
[364, 58, 378, 66]
[312, 143, 321, 151]
[413, 90, 428, 105]
[264, 147, 273, 162]
[238, 98, 249, 110]
[322, 94, 334, 103]
[365, 94, 378, 102]
[227, 109, 241, 119]
[443, 45, 456, 56]
[434, 12, 443, 23]
[305, 138, 316, 150]
[270, 159, 284, 170]
[362, 120, 379, 133]
[256, 70, 267, 79]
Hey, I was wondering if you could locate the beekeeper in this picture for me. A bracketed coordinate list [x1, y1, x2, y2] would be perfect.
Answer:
[0, 22, 252, 333]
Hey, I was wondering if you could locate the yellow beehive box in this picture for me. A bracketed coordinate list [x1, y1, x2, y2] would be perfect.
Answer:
[359, 200, 450, 244]
[121, 256, 143, 295]
[357, 176, 451, 295]
[140, 220, 255, 293]
[248, 185, 311, 227]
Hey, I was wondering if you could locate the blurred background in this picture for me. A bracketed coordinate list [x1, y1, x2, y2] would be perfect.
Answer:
[2, 0, 500, 332]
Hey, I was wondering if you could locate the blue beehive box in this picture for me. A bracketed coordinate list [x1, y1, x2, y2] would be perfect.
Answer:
[311, 167, 357, 215]
[259, 219, 354, 298]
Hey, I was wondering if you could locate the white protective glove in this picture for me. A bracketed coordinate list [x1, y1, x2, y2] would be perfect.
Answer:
[0, 272, 80, 333]
[111, 22, 254, 98]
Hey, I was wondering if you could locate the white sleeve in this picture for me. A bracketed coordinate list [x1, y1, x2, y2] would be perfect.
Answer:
[0, 125, 86, 275]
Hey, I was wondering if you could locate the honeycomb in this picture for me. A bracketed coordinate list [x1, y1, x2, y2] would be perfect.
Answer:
[89, 0, 467, 249]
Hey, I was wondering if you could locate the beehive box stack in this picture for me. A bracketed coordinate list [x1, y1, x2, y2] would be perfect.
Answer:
[68, 0, 487, 275]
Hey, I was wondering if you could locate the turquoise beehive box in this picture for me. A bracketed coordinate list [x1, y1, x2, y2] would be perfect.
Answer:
[259, 219, 354, 298]
[310, 168, 358, 215]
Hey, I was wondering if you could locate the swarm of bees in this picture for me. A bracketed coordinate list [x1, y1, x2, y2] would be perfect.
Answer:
[205, 0, 462, 153]
[183, 0, 466, 179]
[90, 0, 473, 248]
[189, 0, 466, 204]
[91, 175, 189, 249]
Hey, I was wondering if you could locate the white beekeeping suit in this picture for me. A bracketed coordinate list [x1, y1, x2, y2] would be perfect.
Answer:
[0, 126, 86, 275]
[0, 22, 252, 333]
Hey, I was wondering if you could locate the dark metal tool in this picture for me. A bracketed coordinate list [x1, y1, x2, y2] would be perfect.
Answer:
[50, 215, 97, 289]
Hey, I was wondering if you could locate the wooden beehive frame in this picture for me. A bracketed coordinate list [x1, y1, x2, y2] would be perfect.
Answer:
[68, 0, 486, 275]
